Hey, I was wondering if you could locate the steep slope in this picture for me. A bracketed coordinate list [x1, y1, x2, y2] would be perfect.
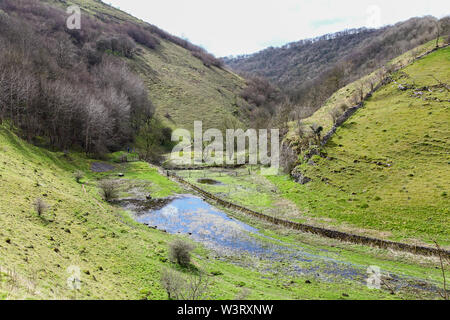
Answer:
[1, 0, 253, 135]
[270, 46, 450, 246]
[0, 125, 181, 299]
[285, 39, 443, 142]
[65, 0, 252, 131]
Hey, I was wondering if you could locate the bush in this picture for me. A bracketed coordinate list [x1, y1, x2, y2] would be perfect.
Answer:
[160, 268, 185, 300]
[96, 35, 136, 58]
[98, 180, 119, 202]
[168, 239, 195, 266]
[192, 50, 223, 68]
[74, 170, 84, 183]
[160, 268, 210, 300]
[125, 24, 160, 49]
[34, 198, 48, 216]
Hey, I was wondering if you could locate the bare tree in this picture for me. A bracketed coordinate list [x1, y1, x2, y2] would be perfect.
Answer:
[33, 198, 49, 216]
[357, 82, 366, 103]
[434, 241, 449, 300]
[98, 180, 119, 202]
[310, 123, 323, 145]
[329, 107, 343, 125]
[160, 268, 210, 300]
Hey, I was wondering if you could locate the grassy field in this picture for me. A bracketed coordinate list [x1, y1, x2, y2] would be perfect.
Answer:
[3, 125, 429, 300]
[2, 125, 446, 299]
[174, 167, 446, 296]
[278, 46, 450, 246]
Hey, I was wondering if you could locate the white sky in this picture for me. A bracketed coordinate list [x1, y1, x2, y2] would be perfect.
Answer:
[104, 0, 450, 57]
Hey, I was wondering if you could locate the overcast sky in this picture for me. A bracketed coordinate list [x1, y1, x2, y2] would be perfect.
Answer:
[104, 0, 449, 57]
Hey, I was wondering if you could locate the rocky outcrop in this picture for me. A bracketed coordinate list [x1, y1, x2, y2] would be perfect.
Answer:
[291, 171, 311, 185]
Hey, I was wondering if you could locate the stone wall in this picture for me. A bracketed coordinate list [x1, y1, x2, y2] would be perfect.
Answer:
[168, 172, 450, 258]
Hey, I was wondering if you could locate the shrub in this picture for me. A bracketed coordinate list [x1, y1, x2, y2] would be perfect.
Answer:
[74, 170, 84, 183]
[329, 107, 343, 125]
[160, 268, 185, 300]
[98, 180, 119, 202]
[160, 268, 210, 300]
[192, 50, 223, 68]
[34, 198, 48, 216]
[96, 35, 136, 58]
[125, 24, 160, 49]
[168, 239, 195, 266]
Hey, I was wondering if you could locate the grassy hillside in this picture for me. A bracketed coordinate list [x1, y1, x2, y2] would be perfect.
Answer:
[59, 0, 251, 131]
[274, 46, 450, 246]
[286, 39, 443, 141]
[132, 40, 249, 131]
[1, 125, 421, 300]
[0, 125, 184, 299]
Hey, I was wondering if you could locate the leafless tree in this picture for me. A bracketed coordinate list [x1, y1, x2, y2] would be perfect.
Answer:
[34, 198, 49, 216]
[98, 180, 119, 202]
[161, 268, 211, 300]
[329, 107, 343, 125]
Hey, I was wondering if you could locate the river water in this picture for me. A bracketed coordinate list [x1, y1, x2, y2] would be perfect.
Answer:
[118, 194, 441, 295]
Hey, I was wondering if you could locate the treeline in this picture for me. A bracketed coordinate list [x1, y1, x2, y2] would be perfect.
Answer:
[0, 0, 222, 66]
[226, 16, 449, 118]
[99, 1, 223, 68]
[0, 0, 224, 156]
[0, 0, 155, 154]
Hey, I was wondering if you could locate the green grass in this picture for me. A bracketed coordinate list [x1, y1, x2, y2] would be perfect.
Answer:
[133, 41, 250, 132]
[122, 162, 183, 198]
[173, 167, 446, 298]
[0, 126, 178, 299]
[2, 125, 444, 299]
[3, 126, 427, 299]
[276, 46, 450, 246]
[285, 39, 446, 142]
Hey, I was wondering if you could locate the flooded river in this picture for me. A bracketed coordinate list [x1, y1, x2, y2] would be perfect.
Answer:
[118, 194, 441, 294]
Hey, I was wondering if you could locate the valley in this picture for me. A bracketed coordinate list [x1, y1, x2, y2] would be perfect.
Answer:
[0, 0, 448, 302]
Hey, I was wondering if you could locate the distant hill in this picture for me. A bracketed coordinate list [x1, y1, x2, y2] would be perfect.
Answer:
[225, 16, 448, 117]
[271, 45, 450, 246]
[0, 0, 260, 158]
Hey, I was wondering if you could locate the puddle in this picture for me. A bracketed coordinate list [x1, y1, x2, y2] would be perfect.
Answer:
[91, 162, 115, 172]
[119, 195, 442, 294]
[120, 195, 367, 279]
[197, 178, 224, 185]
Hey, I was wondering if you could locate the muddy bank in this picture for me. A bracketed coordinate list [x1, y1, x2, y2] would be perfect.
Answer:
[197, 178, 224, 185]
[91, 162, 115, 173]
